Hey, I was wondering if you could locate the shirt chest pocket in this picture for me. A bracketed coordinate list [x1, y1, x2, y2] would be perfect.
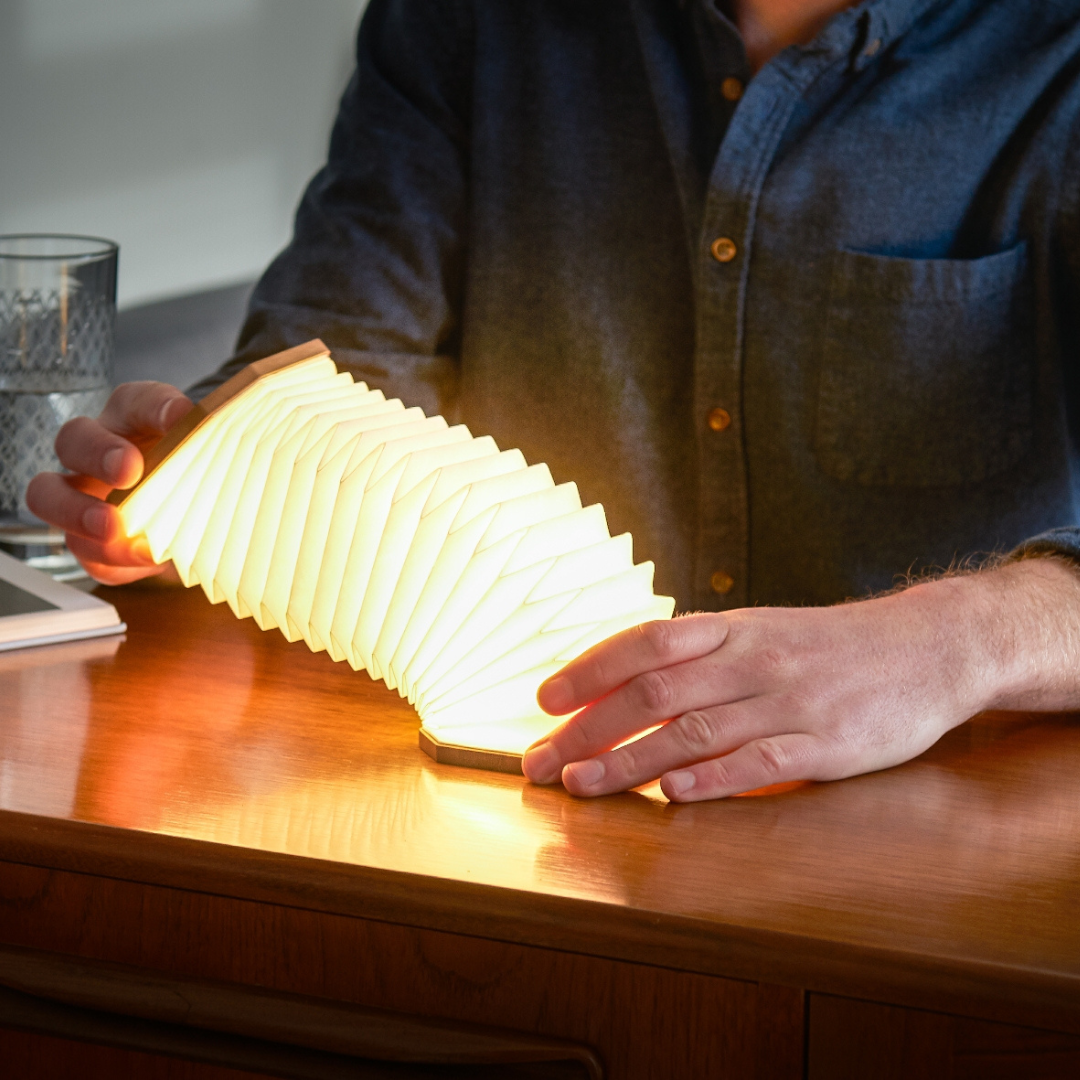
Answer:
[813, 243, 1034, 488]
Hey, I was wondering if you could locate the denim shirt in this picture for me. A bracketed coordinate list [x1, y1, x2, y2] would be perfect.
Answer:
[194, 0, 1080, 612]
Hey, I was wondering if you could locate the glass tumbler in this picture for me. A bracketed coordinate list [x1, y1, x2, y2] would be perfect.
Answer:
[0, 234, 118, 522]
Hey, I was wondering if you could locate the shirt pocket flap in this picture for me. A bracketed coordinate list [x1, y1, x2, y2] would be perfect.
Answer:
[814, 242, 1034, 488]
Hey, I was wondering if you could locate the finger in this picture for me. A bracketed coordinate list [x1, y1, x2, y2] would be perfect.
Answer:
[35, 469, 112, 501]
[54, 416, 144, 488]
[524, 644, 749, 784]
[76, 556, 167, 586]
[54, 384, 190, 487]
[560, 702, 779, 797]
[65, 530, 158, 572]
[660, 732, 828, 802]
[25, 472, 127, 541]
[97, 382, 192, 442]
[537, 613, 729, 715]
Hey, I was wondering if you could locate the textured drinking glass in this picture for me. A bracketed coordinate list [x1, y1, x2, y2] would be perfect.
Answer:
[0, 234, 118, 520]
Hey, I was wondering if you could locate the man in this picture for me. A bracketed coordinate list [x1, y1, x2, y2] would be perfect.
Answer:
[27, 0, 1080, 802]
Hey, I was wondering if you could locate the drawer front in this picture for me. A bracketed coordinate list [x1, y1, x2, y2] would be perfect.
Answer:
[0, 860, 803, 1080]
[809, 993, 1080, 1080]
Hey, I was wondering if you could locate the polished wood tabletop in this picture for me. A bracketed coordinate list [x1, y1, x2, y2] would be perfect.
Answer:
[2, 582, 1080, 1035]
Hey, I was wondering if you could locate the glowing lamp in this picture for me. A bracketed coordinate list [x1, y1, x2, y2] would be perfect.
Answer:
[109, 340, 675, 772]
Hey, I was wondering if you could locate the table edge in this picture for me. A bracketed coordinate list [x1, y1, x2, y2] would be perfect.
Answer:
[1, 808, 1078, 1035]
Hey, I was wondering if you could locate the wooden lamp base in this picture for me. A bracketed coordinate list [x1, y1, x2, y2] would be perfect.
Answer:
[418, 728, 525, 776]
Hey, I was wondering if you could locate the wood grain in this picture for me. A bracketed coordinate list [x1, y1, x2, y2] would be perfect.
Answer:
[0, 861, 802, 1080]
[808, 993, 1080, 1079]
[0, 943, 603, 1073]
[2, 583, 1080, 1037]
[418, 726, 525, 774]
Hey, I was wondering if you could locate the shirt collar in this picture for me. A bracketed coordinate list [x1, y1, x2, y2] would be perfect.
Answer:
[804, 0, 949, 73]
[682, 0, 950, 75]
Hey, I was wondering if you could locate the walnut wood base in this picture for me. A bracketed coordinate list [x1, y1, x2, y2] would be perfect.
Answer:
[418, 727, 525, 775]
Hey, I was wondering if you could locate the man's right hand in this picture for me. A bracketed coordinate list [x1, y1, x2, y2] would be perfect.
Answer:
[25, 381, 192, 585]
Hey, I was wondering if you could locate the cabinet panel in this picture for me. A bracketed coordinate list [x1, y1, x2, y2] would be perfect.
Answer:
[809, 993, 1080, 1080]
[0, 860, 803, 1080]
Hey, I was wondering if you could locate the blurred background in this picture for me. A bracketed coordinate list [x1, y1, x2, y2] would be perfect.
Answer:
[0, 0, 367, 389]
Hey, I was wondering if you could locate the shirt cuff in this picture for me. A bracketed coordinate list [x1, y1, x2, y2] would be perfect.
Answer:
[1011, 527, 1080, 564]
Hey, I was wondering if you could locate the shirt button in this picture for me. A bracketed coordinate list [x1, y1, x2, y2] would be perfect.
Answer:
[721, 76, 744, 102]
[710, 236, 737, 263]
[706, 407, 731, 432]
[710, 570, 735, 595]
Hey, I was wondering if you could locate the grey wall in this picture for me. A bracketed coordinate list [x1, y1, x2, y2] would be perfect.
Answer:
[0, 0, 366, 309]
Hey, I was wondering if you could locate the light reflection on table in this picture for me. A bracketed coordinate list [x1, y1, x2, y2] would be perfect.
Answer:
[1, 583, 1080, 980]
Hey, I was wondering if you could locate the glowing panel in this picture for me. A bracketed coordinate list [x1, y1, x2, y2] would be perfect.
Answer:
[110, 340, 675, 771]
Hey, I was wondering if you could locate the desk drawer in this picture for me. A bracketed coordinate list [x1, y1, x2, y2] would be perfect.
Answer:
[0, 859, 803, 1080]
[0, 943, 598, 1080]
[808, 993, 1080, 1079]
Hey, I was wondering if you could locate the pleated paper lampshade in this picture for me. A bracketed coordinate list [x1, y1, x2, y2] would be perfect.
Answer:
[109, 340, 675, 772]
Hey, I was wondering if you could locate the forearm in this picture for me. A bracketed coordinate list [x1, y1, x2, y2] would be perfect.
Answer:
[937, 555, 1080, 715]
[524, 549, 1080, 800]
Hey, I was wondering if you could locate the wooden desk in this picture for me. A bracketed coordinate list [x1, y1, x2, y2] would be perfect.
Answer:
[2, 585, 1080, 1078]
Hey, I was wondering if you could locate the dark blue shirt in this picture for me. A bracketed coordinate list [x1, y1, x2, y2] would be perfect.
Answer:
[195, 0, 1080, 612]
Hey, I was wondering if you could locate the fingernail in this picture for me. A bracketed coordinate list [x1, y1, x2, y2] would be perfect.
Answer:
[665, 770, 696, 798]
[539, 675, 573, 714]
[83, 504, 110, 540]
[522, 742, 560, 784]
[103, 447, 126, 485]
[158, 399, 178, 429]
[564, 758, 605, 789]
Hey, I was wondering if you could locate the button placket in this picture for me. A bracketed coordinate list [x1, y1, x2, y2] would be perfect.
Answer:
[692, 61, 822, 612]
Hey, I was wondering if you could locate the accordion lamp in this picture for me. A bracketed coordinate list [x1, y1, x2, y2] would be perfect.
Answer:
[108, 340, 675, 773]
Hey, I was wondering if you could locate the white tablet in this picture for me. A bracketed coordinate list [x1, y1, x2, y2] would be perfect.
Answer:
[0, 549, 125, 652]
